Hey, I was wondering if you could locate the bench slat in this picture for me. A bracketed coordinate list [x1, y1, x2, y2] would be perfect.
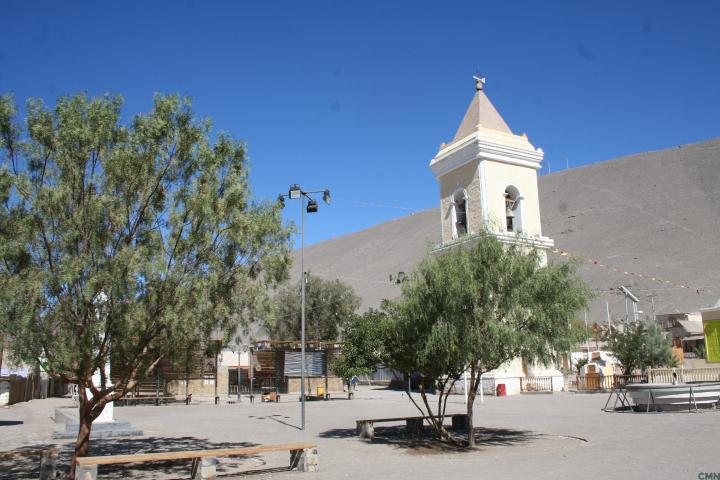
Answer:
[76, 443, 316, 466]
[356, 416, 424, 423]
[357, 414, 466, 424]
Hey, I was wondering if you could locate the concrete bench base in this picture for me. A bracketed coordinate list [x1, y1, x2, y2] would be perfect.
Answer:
[356, 414, 469, 440]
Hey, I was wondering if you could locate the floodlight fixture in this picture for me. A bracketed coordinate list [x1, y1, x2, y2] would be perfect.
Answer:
[289, 184, 302, 199]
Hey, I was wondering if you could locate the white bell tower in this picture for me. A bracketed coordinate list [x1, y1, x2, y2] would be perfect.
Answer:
[429, 77, 553, 259]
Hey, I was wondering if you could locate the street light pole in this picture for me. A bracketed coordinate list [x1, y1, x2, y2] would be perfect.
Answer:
[300, 194, 306, 431]
[278, 185, 330, 431]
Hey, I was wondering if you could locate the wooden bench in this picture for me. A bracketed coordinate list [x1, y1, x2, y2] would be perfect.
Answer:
[0, 448, 58, 480]
[355, 414, 469, 440]
[300, 390, 347, 401]
[74, 442, 318, 479]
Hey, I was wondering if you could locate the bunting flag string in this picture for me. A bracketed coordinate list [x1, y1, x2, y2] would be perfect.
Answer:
[550, 247, 713, 295]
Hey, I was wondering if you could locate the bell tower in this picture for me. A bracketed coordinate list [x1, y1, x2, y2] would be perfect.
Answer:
[429, 77, 553, 257]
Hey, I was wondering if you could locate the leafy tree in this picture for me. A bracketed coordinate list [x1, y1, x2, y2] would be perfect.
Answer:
[381, 232, 591, 446]
[575, 356, 589, 375]
[606, 321, 677, 374]
[0, 93, 290, 472]
[265, 274, 360, 341]
[331, 309, 386, 388]
[692, 343, 706, 360]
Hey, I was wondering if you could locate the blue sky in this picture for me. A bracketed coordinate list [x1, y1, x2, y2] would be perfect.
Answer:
[2, 1, 719, 246]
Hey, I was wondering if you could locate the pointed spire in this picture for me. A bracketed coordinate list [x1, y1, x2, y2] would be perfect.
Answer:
[450, 76, 512, 143]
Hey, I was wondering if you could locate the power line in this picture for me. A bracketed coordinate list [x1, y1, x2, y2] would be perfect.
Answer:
[334, 197, 425, 212]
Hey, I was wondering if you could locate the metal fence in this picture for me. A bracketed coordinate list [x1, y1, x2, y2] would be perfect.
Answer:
[576, 368, 720, 391]
[520, 376, 554, 392]
[648, 367, 720, 384]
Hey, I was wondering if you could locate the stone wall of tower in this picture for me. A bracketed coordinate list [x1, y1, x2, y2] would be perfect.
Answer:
[438, 159, 483, 243]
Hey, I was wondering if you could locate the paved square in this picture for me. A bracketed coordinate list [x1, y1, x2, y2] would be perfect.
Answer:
[1, 388, 718, 479]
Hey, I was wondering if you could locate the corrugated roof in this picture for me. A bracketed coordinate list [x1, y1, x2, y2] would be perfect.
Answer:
[677, 320, 704, 335]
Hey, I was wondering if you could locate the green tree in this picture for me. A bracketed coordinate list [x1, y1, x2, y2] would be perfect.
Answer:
[0, 93, 290, 472]
[381, 232, 591, 446]
[331, 309, 386, 388]
[265, 274, 360, 341]
[607, 322, 677, 374]
[575, 357, 589, 375]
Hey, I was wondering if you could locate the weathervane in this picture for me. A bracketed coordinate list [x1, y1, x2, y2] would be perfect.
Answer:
[473, 72, 486, 91]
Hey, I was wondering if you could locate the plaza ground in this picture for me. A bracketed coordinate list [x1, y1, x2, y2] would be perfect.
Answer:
[1, 387, 718, 479]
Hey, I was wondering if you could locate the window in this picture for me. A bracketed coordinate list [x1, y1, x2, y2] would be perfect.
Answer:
[504, 186, 522, 233]
[452, 190, 468, 238]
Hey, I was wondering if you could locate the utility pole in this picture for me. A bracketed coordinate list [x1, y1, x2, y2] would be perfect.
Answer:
[606, 301, 611, 341]
[647, 293, 657, 319]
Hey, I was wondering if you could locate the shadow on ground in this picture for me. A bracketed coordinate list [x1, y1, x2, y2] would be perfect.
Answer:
[0, 420, 23, 426]
[248, 413, 300, 430]
[319, 426, 535, 454]
[0, 436, 290, 480]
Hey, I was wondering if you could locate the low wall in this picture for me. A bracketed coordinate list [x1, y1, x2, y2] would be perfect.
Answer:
[0, 379, 9, 406]
[287, 376, 344, 395]
[166, 367, 230, 398]
[490, 377, 522, 395]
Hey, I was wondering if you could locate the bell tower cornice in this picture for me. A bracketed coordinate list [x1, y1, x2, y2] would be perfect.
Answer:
[429, 128, 544, 178]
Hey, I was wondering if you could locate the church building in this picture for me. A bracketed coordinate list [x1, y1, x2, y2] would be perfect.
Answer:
[431, 76, 554, 256]
[430, 77, 564, 394]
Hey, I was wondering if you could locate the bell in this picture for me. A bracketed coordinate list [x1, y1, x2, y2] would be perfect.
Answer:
[506, 206, 515, 218]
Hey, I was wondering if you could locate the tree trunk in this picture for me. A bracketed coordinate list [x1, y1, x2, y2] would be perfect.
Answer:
[466, 364, 477, 447]
[69, 389, 97, 478]
[416, 378, 457, 443]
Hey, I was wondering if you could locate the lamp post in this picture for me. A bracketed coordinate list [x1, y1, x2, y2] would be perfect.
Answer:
[278, 184, 330, 430]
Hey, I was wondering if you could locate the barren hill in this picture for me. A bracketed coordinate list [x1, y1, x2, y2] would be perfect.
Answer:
[294, 138, 720, 325]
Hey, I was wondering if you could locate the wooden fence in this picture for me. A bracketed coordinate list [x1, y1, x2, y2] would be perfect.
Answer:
[0, 374, 67, 406]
